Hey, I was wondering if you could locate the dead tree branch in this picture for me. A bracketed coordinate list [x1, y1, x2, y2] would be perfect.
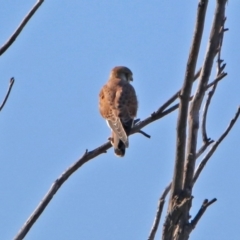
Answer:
[183, 0, 227, 196]
[190, 198, 217, 230]
[0, 78, 14, 111]
[169, 0, 208, 211]
[0, 0, 44, 56]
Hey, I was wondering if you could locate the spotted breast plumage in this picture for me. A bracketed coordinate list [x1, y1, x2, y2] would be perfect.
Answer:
[99, 66, 138, 157]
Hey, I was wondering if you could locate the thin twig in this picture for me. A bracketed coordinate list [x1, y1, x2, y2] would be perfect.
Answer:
[0, 78, 15, 111]
[190, 198, 217, 230]
[138, 130, 151, 138]
[201, 84, 217, 142]
[193, 106, 240, 184]
[195, 139, 214, 159]
[201, 17, 227, 143]
[204, 72, 227, 89]
[201, 73, 227, 142]
[148, 183, 171, 240]
[0, 0, 44, 56]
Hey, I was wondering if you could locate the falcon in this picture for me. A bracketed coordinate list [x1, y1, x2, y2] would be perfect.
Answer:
[99, 66, 138, 157]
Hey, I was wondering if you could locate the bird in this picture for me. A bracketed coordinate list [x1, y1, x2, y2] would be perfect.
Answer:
[99, 66, 138, 157]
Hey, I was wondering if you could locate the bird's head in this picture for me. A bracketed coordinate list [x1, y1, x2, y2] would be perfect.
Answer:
[110, 66, 133, 82]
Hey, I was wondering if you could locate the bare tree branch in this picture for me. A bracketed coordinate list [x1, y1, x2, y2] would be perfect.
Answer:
[190, 198, 217, 230]
[195, 140, 214, 159]
[148, 183, 171, 240]
[0, 78, 15, 111]
[193, 106, 240, 185]
[169, 0, 208, 210]
[0, 0, 44, 56]
[202, 84, 217, 142]
[183, 0, 227, 194]
[138, 130, 151, 138]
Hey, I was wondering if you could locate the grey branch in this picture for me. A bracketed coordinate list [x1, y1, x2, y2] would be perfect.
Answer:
[169, 0, 208, 211]
[148, 183, 171, 240]
[193, 106, 240, 185]
[183, 0, 227, 194]
[138, 130, 151, 138]
[0, 0, 44, 56]
[0, 78, 15, 111]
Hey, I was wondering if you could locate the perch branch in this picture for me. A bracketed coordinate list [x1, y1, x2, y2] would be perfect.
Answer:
[0, 78, 15, 111]
[0, 0, 44, 56]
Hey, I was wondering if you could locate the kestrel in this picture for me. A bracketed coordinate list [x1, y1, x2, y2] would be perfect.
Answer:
[99, 66, 138, 157]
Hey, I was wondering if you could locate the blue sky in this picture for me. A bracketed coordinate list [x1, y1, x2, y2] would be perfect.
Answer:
[1, 1, 239, 239]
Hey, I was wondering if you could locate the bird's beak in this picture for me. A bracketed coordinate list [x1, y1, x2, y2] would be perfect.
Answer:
[129, 77, 133, 81]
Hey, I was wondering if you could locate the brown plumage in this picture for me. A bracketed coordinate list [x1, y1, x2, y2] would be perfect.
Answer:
[99, 66, 138, 157]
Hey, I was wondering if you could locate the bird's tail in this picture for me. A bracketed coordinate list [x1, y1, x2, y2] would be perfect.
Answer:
[110, 131, 126, 157]
[107, 119, 129, 147]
